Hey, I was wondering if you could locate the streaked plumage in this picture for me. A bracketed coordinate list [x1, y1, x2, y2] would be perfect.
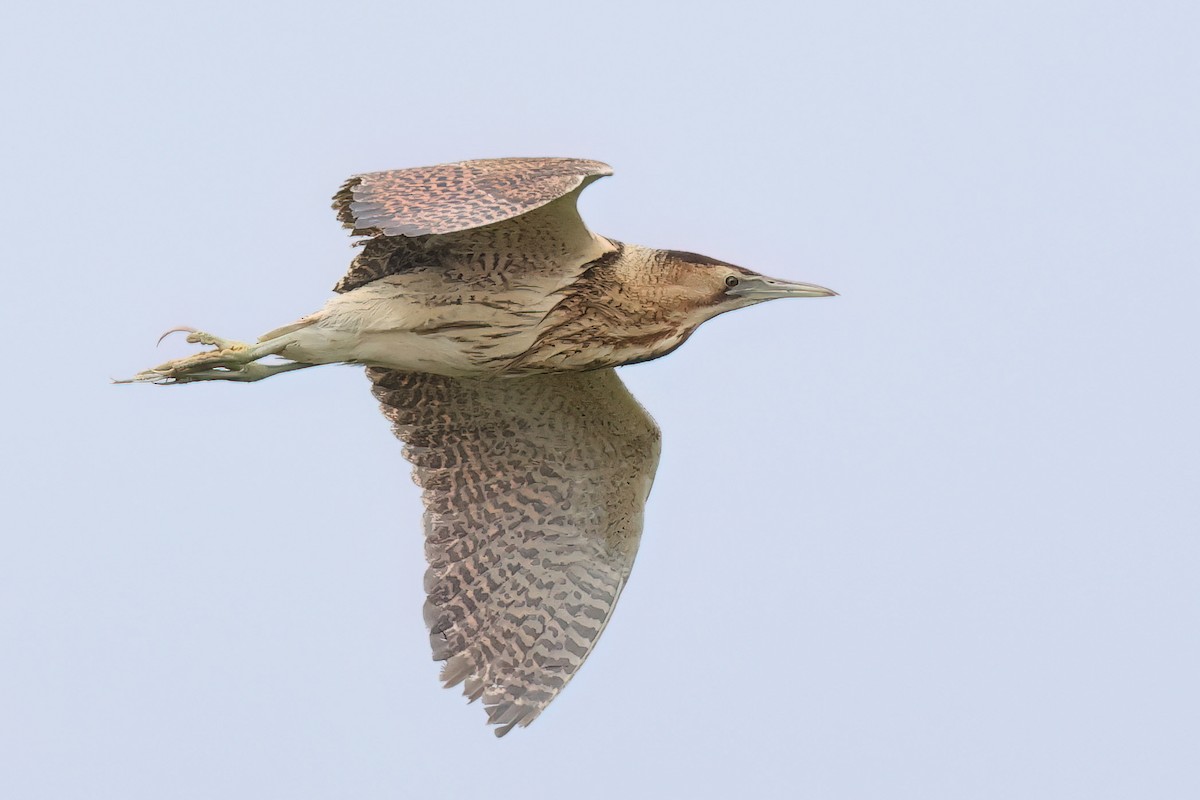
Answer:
[121, 157, 835, 735]
[371, 367, 659, 735]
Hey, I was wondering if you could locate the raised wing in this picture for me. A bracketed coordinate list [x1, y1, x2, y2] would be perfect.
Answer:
[333, 157, 613, 293]
[369, 367, 661, 736]
[335, 157, 611, 237]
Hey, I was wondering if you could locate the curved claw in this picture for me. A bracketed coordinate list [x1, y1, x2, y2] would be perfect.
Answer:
[157, 326, 198, 346]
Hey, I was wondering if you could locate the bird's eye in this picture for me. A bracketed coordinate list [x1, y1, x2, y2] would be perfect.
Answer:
[724, 275, 740, 288]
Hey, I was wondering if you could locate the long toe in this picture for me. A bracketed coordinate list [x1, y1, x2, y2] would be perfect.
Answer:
[118, 348, 251, 384]
[172, 361, 316, 383]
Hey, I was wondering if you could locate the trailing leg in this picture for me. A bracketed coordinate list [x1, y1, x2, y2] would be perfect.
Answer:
[116, 328, 317, 385]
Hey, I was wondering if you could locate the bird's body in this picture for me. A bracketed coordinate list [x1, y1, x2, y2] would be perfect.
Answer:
[266, 242, 727, 376]
[122, 157, 834, 735]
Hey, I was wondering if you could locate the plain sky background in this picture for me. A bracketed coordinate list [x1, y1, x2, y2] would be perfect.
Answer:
[3, 1, 1198, 797]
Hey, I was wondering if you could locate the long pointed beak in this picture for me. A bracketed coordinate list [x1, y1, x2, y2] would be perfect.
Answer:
[727, 275, 838, 300]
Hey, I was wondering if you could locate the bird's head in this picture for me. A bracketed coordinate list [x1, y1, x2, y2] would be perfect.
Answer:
[653, 249, 836, 324]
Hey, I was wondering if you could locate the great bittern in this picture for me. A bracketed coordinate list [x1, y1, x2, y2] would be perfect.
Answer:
[121, 157, 835, 735]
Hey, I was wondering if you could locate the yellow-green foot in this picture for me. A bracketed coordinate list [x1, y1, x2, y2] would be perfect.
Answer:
[116, 327, 314, 384]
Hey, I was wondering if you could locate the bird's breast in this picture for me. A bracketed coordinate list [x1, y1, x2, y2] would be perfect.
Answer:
[508, 318, 694, 374]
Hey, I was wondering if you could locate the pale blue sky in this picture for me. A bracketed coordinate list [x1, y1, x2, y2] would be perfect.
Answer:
[3, 1, 1198, 798]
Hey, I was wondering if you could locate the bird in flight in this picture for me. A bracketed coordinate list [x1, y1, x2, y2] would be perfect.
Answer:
[120, 157, 835, 735]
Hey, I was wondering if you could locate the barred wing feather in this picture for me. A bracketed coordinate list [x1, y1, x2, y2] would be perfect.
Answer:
[368, 367, 660, 736]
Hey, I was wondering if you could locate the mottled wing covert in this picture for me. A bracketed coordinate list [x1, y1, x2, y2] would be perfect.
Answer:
[334, 157, 612, 238]
[369, 367, 661, 736]
[332, 157, 614, 294]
